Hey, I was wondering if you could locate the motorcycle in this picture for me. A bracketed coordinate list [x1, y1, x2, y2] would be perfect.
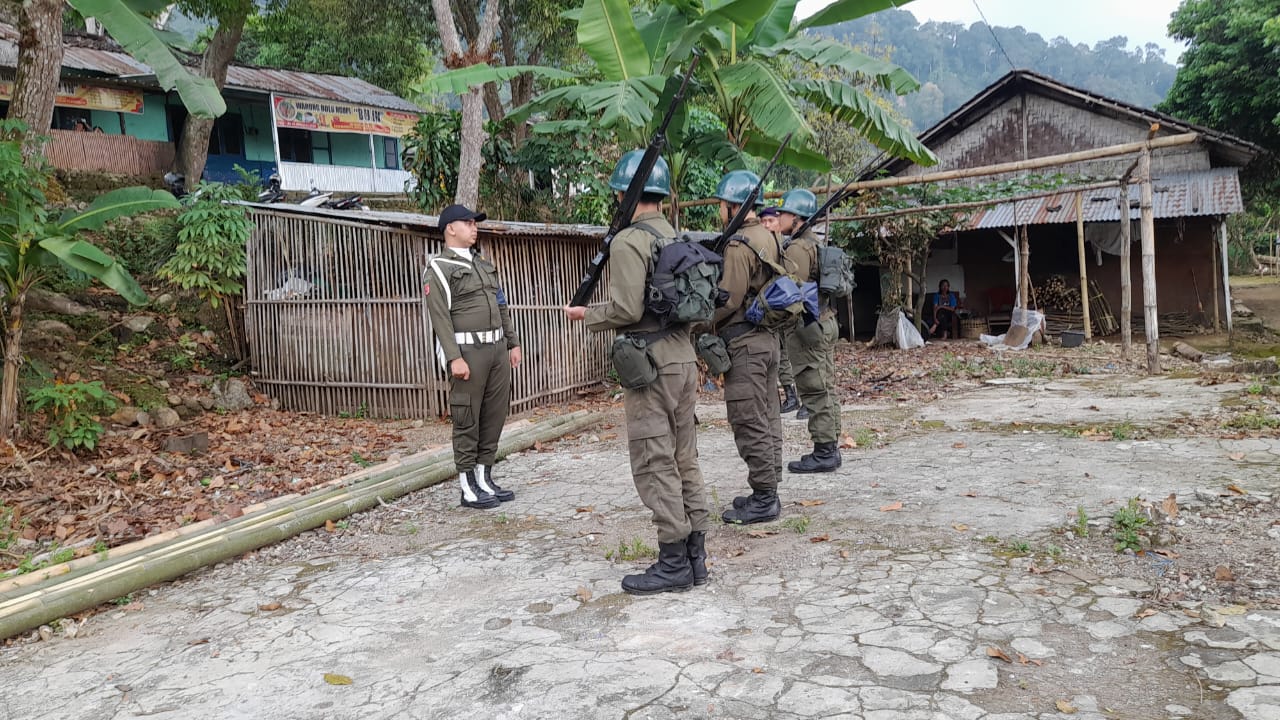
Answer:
[257, 173, 287, 203]
[321, 194, 368, 211]
[298, 181, 333, 208]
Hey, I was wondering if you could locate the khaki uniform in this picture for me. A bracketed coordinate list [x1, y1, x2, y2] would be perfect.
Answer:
[586, 212, 709, 543]
[424, 247, 520, 473]
[784, 230, 841, 444]
[712, 219, 783, 492]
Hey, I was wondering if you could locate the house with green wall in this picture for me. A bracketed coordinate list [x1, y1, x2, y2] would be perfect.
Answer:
[0, 23, 419, 195]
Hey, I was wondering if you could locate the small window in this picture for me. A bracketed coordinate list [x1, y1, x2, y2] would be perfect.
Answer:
[278, 128, 313, 163]
[52, 107, 92, 131]
[382, 137, 399, 169]
[312, 131, 332, 165]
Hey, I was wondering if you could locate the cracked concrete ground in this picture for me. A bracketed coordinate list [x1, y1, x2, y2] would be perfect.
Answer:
[1, 375, 1279, 720]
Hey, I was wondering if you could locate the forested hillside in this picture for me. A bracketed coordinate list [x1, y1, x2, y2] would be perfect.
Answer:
[819, 8, 1179, 132]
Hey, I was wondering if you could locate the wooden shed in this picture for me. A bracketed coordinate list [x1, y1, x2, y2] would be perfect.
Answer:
[243, 204, 610, 418]
[862, 70, 1262, 338]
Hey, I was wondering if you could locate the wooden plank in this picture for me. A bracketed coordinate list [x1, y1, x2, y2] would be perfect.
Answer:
[1139, 146, 1160, 373]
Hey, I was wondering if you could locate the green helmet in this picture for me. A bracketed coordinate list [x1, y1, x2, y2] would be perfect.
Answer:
[778, 189, 817, 218]
[714, 170, 763, 206]
[608, 150, 671, 196]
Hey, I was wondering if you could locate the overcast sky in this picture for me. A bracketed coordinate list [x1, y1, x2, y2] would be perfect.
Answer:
[796, 0, 1186, 57]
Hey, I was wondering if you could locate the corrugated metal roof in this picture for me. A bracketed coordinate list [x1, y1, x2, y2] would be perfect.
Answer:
[241, 202, 611, 240]
[964, 168, 1243, 230]
[0, 23, 416, 112]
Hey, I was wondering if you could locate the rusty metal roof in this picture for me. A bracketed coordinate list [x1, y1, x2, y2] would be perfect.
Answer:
[0, 23, 416, 112]
[964, 168, 1244, 230]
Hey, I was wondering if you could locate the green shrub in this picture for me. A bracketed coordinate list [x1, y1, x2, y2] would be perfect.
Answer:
[158, 183, 250, 307]
[27, 380, 117, 451]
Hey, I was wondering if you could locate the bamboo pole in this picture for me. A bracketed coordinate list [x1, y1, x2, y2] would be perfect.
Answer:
[1119, 189, 1133, 358]
[0, 411, 604, 639]
[829, 180, 1121, 224]
[1075, 193, 1092, 339]
[1018, 225, 1030, 309]
[676, 133, 1201, 209]
[1212, 221, 1222, 333]
[1138, 146, 1161, 373]
[1220, 220, 1234, 334]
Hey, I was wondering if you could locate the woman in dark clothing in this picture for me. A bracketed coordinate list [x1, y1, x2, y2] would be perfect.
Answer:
[929, 279, 961, 339]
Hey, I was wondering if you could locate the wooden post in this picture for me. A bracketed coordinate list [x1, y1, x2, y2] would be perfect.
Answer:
[1212, 220, 1222, 333]
[1018, 225, 1030, 309]
[1119, 188, 1133, 358]
[1075, 192, 1091, 338]
[1220, 220, 1233, 334]
[1138, 146, 1160, 373]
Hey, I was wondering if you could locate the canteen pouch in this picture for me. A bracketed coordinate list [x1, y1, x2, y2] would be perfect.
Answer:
[696, 333, 732, 376]
[610, 334, 658, 389]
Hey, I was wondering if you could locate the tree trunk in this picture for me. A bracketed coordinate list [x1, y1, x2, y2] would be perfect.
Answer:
[175, 13, 247, 182]
[431, 0, 500, 209]
[1, 286, 29, 441]
[6, 0, 64, 161]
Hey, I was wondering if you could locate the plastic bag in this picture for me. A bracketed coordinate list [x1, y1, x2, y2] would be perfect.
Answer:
[980, 307, 1045, 350]
[896, 310, 924, 349]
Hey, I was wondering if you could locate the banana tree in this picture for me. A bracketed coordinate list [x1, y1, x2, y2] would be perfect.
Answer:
[0, 130, 178, 441]
[429, 0, 936, 202]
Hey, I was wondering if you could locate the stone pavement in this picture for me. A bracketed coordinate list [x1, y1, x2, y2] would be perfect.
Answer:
[2, 376, 1279, 720]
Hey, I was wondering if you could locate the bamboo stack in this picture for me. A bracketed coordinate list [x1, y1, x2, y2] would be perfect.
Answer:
[1131, 312, 1202, 337]
[1033, 276, 1117, 336]
[0, 410, 605, 641]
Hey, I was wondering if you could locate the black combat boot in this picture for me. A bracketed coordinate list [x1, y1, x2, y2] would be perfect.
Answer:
[722, 489, 781, 524]
[477, 464, 514, 502]
[787, 442, 840, 474]
[459, 470, 500, 509]
[780, 385, 800, 413]
[796, 405, 811, 420]
[686, 531, 708, 586]
[621, 540, 695, 595]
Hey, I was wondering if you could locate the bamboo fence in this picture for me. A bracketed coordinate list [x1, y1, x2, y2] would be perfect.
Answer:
[244, 208, 612, 418]
[44, 129, 174, 176]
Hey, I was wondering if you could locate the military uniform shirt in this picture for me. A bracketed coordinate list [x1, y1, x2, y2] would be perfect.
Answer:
[424, 247, 521, 363]
[712, 218, 781, 330]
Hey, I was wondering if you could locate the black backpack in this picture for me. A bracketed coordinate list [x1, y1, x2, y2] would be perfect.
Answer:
[633, 222, 724, 325]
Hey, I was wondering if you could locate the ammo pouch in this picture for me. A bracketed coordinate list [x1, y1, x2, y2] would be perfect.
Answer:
[610, 334, 658, 389]
[696, 333, 732, 376]
[794, 315, 828, 348]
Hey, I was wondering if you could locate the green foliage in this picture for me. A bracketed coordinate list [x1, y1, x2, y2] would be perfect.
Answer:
[158, 182, 251, 307]
[0, 503, 23, 552]
[604, 537, 658, 561]
[90, 212, 181, 280]
[821, 8, 1177, 133]
[781, 515, 811, 534]
[1112, 497, 1149, 552]
[402, 111, 461, 214]
[241, 0, 434, 97]
[1074, 505, 1089, 537]
[1004, 539, 1031, 555]
[1226, 412, 1280, 430]
[26, 380, 118, 451]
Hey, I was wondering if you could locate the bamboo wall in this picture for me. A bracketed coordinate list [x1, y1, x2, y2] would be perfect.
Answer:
[44, 129, 174, 176]
[244, 207, 611, 418]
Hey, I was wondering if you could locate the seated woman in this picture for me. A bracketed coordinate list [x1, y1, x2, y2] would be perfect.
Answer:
[928, 279, 962, 339]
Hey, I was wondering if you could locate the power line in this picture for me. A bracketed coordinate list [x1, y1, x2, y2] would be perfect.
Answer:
[971, 0, 1018, 71]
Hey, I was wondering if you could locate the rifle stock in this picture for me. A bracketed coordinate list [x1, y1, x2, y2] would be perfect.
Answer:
[569, 53, 702, 307]
[708, 133, 794, 256]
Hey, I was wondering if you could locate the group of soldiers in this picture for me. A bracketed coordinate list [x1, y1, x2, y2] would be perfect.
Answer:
[424, 152, 842, 596]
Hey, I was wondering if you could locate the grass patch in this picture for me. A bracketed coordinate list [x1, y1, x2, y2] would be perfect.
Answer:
[1112, 497, 1149, 552]
[605, 537, 657, 562]
[1226, 412, 1280, 430]
[781, 515, 811, 534]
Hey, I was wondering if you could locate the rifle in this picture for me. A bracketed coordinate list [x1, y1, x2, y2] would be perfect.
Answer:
[569, 52, 702, 307]
[708, 132, 793, 256]
[790, 175, 861, 241]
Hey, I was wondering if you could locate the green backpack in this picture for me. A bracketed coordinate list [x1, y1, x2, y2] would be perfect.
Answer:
[817, 245, 856, 298]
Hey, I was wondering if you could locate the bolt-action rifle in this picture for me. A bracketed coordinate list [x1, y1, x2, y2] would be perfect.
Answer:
[568, 53, 702, 307]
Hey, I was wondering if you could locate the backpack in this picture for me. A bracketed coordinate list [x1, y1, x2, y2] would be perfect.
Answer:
[740, 237, 803, 330]
[817, 245, 856, 298]
[633, 222, 724, 325]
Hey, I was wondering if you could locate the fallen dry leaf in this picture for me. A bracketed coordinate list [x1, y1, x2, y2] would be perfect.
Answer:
[747, 529, 779, 538]
[1151, 548, 1180, 559]
[879, 502, 903, 512]
[323, 673, 353, 686]
[324, 519, 336, 533]
[809, 534, 830, 543]
[575, 506, 595, 513]
[1227, 484, 1248, 495]
[952, 442, 966, 449]
[575, 586, 592, 603]
[258, 602, 282, 612]
[1228, 453, 1245, 461]
[962, 490, 978, 498]
[751, 667, 765, 674]
[1056, 699, 1078, 714]
[1134, 608, 1158, 619]
[838, 550, 850, 559]
[986, 646, 1012, 663]
[1161, 493, 1179, 521]
[1028, 565, 1051, 575]
[1215, 565, 1236, 583]
[952, 523, 969, 532]
[715, 649, 742, 662]
[839, 435, 857, 449]
[1016, 653, 1029, 665]
[1030, 658, 1044, 667]
[796, 499, 826, 507]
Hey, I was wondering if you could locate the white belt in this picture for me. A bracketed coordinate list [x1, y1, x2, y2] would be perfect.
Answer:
[455, 329, 504, 345]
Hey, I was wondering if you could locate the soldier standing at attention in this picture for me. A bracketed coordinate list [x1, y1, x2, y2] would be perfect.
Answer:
[564, 151, 711, 595]
[713, 170, 785, 525]
[759, 206, 801, 415]
[425, 205, 523, 510]
[775, 189, 842, 473]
